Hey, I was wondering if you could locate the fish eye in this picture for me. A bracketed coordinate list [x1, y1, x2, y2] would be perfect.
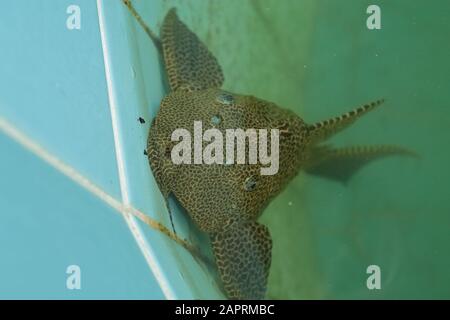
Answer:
[211, 114, 222, 125]
[216, 92, 234, 105]
[244, 175, 257, 191]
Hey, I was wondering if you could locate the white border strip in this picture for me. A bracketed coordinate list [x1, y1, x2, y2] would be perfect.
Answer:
[96, 0, 175, 299]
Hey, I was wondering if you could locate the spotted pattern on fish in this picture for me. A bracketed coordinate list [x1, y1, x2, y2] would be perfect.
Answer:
[148, 88, 308, 234]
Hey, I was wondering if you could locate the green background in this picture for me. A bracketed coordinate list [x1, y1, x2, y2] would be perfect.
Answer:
[154, 0, 450, 299]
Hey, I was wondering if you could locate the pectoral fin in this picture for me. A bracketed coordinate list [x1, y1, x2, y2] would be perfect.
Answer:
[211, 221, 272, 300]
[161, 8, 224, 91]
[307, 99, 385, 144]
[305, 145, 416, 183]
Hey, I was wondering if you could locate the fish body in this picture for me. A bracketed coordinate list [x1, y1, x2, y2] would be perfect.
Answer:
[123, 2, 410, 300]
[149, 88, 308, 234]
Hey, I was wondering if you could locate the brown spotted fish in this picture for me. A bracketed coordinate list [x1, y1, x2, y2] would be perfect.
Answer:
[124, 2, 411, 300]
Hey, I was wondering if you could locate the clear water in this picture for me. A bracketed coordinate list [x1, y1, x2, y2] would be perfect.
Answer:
[141, 0, 450, 299]
[0, 0, 171, 298]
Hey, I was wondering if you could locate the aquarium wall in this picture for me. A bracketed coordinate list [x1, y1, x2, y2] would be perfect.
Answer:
[0, 0, 449, 299]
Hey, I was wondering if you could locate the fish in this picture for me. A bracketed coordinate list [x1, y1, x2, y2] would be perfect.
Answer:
[123, 1, 413, 299]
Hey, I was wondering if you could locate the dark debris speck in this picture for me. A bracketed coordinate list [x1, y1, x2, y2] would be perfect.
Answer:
[138, 117, 146, 124]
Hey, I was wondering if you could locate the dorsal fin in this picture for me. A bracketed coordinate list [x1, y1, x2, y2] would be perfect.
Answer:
[307, 99, 385, 144]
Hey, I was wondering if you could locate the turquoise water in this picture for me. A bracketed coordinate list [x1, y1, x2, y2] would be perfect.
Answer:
[0, 1, 167, 299]
[0, 134, 162, 299]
